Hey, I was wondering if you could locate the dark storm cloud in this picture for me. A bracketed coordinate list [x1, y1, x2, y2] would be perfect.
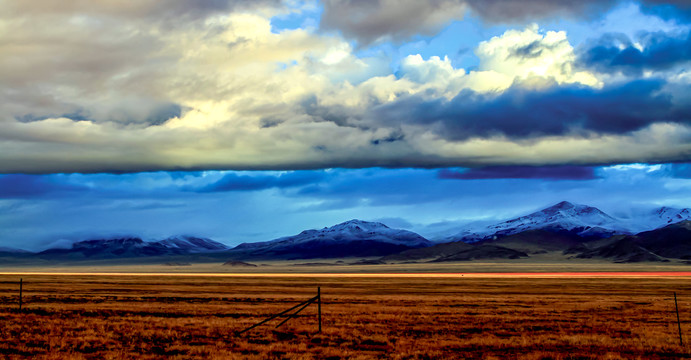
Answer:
[438, 166, 599, 181]
[320, 0, 467, 45]
[0, 175, 86, 198]
[580, 31, 691, 75]
[301, 95, 369, 129]
[465, 0, 617, 23]
[198, 171, 330, 192]
[2, 1, 286, 24]
[320, 0, 618, 45]
[372, 79, 684, 140]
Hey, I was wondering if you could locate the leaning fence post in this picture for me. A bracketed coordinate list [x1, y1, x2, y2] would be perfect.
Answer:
[19, 278, 23, 312]
[318, 287, 322, 333]
[675, 292, 683, 346]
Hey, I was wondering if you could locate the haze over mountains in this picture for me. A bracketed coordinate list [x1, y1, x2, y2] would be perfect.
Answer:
[35, 236, 230, 260]
[2, 202, 691, 264]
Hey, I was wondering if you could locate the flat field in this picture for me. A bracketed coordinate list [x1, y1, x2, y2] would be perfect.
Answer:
[1, 274, 690, 359]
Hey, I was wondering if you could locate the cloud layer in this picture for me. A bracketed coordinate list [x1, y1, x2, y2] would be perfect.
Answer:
[0, 1, 690, 173]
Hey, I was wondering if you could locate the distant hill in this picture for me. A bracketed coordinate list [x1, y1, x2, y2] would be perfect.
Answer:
[226, 219, 432, 260]
[478, 229, 585, 254]
[570, 237, 668, 263]
[382, 241, 527, 262]
[563, 221, 691, 262]
[382, 241, 474, 262]
[632, 221, 691, 259]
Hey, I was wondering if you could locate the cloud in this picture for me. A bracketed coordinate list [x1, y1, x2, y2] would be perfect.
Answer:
[0, 175, 86, 198]
[320, 0, 468, 45]
[438, 166, 599, 180]
[665, 163, 691, 178]
[199, 171, 329, 192]
[474, 24, 599, 87]
[640, 0, 691, 20]
[465, 0, 617, 23]
[0, 0, 307, 127]
[372, 217, 415, 229]
[320, 0, 621, 45]
[1, 1, 287, 23]
[1, 6, 690, 173]
[580, 30, 691, 75]
[372, 79, 680, 140]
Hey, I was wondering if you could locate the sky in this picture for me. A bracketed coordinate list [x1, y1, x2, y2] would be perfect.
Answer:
[1, 0, 691, 250]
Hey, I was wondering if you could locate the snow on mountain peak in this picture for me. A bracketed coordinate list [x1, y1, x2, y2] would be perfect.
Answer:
[234, 219, 430, 250]
[538, 201, 613, 219]
[325, 219, 391, 232]
[638, 206, 691, 230]
[451, 201, 626, 242]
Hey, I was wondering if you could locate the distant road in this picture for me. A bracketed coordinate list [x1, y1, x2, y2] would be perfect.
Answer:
[1, 271, 691, 277]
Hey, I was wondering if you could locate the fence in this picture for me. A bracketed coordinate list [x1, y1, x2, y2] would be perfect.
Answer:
[8, 278, 687, 344]
[237, 287, 321, 335]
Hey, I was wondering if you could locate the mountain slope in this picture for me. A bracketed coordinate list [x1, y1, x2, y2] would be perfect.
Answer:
[564, 221, 691, 262]
[431, 245, 528, 262]
[227, 219, 432, 260]
[382, 241, 474, 262]
[571, 237, 668, 263]
[479, 229, 585, 254]
[632, 220, 691, 259]
[449, 201, 628, 242]
[381, 240, 527, 262]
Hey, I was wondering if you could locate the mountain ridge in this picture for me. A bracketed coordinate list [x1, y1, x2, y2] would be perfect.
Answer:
[227, 219, 432, 259]
[3, 203, 691, 264]
[448, 201, 632, 242]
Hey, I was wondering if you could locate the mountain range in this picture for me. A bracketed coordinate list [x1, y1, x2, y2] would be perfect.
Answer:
[1, 201, 690, 264]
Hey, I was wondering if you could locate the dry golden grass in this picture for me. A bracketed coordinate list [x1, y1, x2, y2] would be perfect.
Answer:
[1, 274, 690, 359]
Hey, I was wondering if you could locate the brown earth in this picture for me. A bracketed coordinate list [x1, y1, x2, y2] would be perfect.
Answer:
[0, 274, 690, 359]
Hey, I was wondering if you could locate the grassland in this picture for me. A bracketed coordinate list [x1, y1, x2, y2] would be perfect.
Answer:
[3, 252, 691, 274]
[1, 274, 690, 359]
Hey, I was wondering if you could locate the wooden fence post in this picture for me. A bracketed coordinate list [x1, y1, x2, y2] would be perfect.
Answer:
[318, 287, 322, 333]
[675, 292, 683, 346]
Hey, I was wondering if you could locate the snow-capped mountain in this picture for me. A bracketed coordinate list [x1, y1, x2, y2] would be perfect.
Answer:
[449, 201, 630, 242]
[616, 206, 691, 233]
[649, 207, 691, 228]
[37, 236, 229, 259]
[229, 219, 432, 259]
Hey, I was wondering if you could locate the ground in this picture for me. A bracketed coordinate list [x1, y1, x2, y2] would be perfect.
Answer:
[1, 270, 690, 359]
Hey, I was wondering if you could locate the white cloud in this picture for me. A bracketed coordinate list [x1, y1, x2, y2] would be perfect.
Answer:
[475, 24, 601, 88]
